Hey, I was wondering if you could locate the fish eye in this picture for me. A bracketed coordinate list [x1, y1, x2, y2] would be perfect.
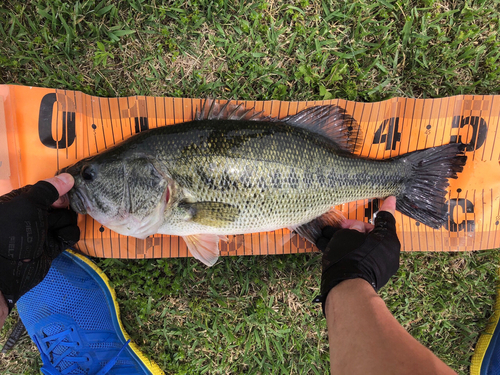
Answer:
[81, 165, 96, 182]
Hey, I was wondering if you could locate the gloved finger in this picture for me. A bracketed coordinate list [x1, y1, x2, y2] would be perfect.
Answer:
[373, 210, 397, 232]
[44, 237, 66, 260]
[341, 219, 374, 232]
[316, 237, 330, 252]
[44, 174, 74, 208]
[321, 228, 367, 262]
[379, 196, 396, 216]
[316, 226, 341, 252]
[348, 221, 367, 233]
[367, 210, 400, 250]
[321, 226, 339, 238]
[23, 181, 60, 209]
[47, 210, 80, 258]
[53, 225, 80, 247]
[48, 209, 78, 230]
[45, 225, 80, 260]
[0, 185, 28, 203]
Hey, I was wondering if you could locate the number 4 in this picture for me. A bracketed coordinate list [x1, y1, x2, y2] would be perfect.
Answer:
[372, 118, 401, 151]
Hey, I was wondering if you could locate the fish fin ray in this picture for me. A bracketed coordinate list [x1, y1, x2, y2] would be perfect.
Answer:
[196, 99, 278, 122]
[283, 105, 362, 154]
[395, 143, 467, 229]
[183, 234, 221, 266]
[293, 208, 345, 244]
[181, 201, 240, 227]
[279, 230, 295, 247]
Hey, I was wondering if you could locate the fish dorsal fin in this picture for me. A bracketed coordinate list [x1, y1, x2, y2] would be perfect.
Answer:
[183, 234, 225, 267]
[195, 99, 277, 122]
[282, 105, 362, 154]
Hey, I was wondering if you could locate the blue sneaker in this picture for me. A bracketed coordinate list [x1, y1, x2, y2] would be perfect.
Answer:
[471, 267, 500, 375]
[16, 250, 164, 375]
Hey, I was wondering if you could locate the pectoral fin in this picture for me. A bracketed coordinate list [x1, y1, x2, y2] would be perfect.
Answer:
[181, 201, 240, 227]
[183, 234, 226, 267]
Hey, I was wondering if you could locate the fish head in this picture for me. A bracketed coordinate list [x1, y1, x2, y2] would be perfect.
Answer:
[60, 155, 171, 238]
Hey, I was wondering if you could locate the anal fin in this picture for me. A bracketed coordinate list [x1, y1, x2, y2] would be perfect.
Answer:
[291, 208, 345, 245]
[183, 234, 226, 267]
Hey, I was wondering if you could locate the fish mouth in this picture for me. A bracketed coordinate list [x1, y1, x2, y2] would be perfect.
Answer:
[69, 189, 88, 215]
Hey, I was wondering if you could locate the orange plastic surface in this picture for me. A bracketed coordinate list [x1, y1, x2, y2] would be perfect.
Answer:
[0, 85, 499, 259]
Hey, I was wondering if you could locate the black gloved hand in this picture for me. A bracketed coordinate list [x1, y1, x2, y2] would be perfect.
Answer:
[313, 210, 401, 314]
[0, 179, 80, 312]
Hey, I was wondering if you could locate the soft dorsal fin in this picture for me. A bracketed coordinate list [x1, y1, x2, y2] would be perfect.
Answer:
[282, 105, 362, 154]
[195, 99, 277, 122]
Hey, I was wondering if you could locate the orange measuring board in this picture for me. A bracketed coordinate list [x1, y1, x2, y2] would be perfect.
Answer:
[1, 84, 499, 259]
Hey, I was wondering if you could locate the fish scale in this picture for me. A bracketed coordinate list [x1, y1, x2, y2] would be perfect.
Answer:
[162, 151, 405, 237]
[61, 100, 466, 266]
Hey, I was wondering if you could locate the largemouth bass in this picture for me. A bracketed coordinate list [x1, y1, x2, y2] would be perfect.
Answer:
[61, 100, 466, 266]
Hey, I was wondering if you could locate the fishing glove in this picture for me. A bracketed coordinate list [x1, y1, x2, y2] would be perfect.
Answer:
[0, 181, 80, 313]
[313, 211, 400, 314]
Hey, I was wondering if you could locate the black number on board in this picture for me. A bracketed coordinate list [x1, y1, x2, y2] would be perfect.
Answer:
[444, 198, 475, 232]
[134, 117, 149, 133]
[38, 93, 76, 149]
[450, 116, 487, 151]
[372, 117, 401, 151]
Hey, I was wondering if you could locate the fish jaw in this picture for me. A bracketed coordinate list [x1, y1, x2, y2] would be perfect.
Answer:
[86, 186, 169, 239]
[95, 210, 163, 239]
[69, 176, 171, 240]
[68, 188, 88, 215]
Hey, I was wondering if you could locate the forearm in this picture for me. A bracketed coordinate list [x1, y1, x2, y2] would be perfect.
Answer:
[325, 279, 457, 375]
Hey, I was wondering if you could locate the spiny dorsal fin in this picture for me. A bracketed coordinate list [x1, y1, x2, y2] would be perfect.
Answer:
[195, 99, 277, 122]
[282, 105, 362, 154]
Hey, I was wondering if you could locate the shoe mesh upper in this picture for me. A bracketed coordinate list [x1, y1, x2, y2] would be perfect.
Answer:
[17, 252, 146, 374]
[18, 253, 114, 333]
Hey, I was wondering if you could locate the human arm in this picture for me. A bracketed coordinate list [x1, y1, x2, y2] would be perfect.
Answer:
[326, 278, 456, 374]
[317, 197, 457, 374]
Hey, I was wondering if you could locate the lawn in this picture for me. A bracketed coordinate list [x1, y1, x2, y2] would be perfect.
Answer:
[1, 0, 500, 374]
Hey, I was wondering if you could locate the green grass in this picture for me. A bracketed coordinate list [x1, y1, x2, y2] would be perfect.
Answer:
[1, 0, 500, 374]
[2, 253, 499, 374]
[1, 0, 499, 100]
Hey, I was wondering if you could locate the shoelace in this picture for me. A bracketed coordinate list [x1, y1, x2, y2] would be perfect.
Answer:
[33, 330, 131, 375]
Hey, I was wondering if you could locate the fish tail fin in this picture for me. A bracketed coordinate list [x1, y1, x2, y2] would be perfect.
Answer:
[396, 143, 467, 229]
